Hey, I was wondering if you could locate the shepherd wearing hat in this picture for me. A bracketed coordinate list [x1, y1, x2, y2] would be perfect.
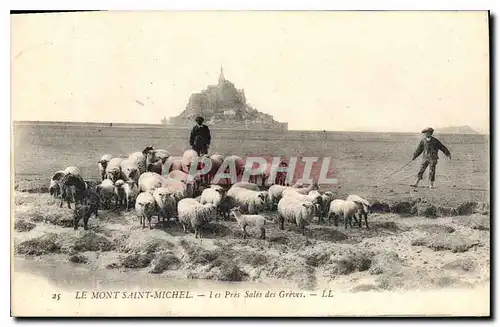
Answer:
[189, 116, 212, 156]
[410, 127, 451, 189]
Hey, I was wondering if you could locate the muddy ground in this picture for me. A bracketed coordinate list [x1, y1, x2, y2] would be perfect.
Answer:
[12, 191, 490, 292]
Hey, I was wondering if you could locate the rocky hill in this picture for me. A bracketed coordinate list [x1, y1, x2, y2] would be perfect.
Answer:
[167, 67, 283, 126]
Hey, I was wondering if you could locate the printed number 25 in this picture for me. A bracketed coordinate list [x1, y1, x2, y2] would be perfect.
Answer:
[52, 293, 61, 301]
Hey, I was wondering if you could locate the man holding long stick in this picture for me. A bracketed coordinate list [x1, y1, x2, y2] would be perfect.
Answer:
[410, 127, 451, 189]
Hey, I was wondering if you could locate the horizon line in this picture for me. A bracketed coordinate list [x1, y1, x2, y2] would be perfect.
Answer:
[11, 119, 488, 135]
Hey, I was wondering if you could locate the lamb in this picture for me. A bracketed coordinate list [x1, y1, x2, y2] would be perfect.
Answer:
[328, 199, 362, 228]
[113, 180, 127, 210]
[346, 194, 371, 228]
[153, 187, 177, 224]
[120, 158, 140, 184]
[226, 187, 267, 214]
[277, 197, 315, 235]
[97, 178, 116, 209]
[230, 206, 273, 239]
[135, 191, 158, 229]
[177, 198, 217, 238]
[105, 157, 124, 182]
[98, 154, 113, 181]
[231, 181, 260, 191]
[200, 187, 227, 219]
[138, 172, 164, 193]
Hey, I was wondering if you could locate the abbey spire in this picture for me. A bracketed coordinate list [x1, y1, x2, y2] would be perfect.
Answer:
[218, 65, 225, 84]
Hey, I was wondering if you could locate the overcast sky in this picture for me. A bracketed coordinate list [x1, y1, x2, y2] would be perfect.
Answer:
[11, 11, 489, 132]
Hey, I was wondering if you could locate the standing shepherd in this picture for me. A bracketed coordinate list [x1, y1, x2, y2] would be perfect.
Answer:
[410, 127, 451, 189]
[189, 116, 212, 156]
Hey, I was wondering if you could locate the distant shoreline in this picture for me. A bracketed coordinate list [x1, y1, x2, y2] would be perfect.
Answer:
[12, 120, 488, 135]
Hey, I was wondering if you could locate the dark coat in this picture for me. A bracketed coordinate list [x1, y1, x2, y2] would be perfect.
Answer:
[190, 124, 211, 149]
[412, 136, 451, 161]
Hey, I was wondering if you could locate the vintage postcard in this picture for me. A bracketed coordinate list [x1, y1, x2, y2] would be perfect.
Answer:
[11, 10, 490, 317]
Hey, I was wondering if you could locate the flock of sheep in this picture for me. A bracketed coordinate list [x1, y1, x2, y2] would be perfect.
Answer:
[47, 146, 372, 239]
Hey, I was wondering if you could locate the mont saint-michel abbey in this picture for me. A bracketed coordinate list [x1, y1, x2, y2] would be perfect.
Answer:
[165, 67, 288, 131]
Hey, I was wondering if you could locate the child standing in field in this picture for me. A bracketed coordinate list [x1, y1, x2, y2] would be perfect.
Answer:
[410, 127, 451, 189]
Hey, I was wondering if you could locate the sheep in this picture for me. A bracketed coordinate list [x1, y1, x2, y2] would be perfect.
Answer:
[200, 187, 227, 219]
[84, 184, 101, 218]
[277, 197, 315, 236]
[152, 187, 177, 225]
[206, 154, 225, 184]
[231, 181, 260, 191]
[98, 154, 113, 181]
[290, 181, 320, 195]
[73, 204, 95, 231]
[328, 199, 362, 228]
[105, 157, 124, 182]
[118, 179, 139, 211]
[98, 178, 116, 209]
[135, 191, 158, 229]
[268, 184, 289, 209]
[230, 206, 273, 239]
[319, 191, 335, 220]
[59, 173, 87, 209]
[63, 166, 81, 177]
[113, 179, 127, 210]
[181, 149, 199, 173]
[346, 194, 371, 228]
[129, 145, 155, 174]
[163, 176, 197, 200]
[226, 187, 267, 214]
[165, 156, 183, 174]
[224, 155, 245, 176]
[138, 172, 164, 193]
[177, 198, 217, 238]
[49, 170, 65, 197]
[120, 158, 140, 184]
[218, 195, 235, 220]
[168, 170, 201, 189]
[282, 188, 323, 218]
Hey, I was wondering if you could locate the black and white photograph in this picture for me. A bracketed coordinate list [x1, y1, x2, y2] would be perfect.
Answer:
[10, 10, 490, 317]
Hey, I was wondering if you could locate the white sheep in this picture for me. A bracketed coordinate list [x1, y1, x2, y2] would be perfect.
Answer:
[105, 157, 124, 182]
[49, 170, 65, 197]
[114, 179, 139, 211]
[226, 187, 267, 214]
[290, 181, 320, 195]
[98, 178, 116, 209]
[162, 178, 193, 201]
[128, 152, 147, 174]
[120, 158, 140, 184]
[277, 197, 315, 235]
[98, 154, 113, 181]
[153, 187, 177, 224]
[63, 166, 81, 177]
[138, 172, 164, 193]
[282, 188, 323, 213]
[268, 184, 289, 209]
[231, 181, 260, 191]
[200, 186, 227, 219]
[328, 199, 363, 228]
[114, 179, 126, 209]
[177, 198, 217, 238]
[181, 149, 199, 173]
[230, 206, 273, 239]
[167, 170, 200, 195]
[319, 191, 335, 220]
[346, 194, 371, 228]
[135, 191, 158, 229]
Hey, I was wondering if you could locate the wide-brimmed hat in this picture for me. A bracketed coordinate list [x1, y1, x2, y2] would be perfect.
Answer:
[421, 127, 434, 135]
[195, 116, 204, 122]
